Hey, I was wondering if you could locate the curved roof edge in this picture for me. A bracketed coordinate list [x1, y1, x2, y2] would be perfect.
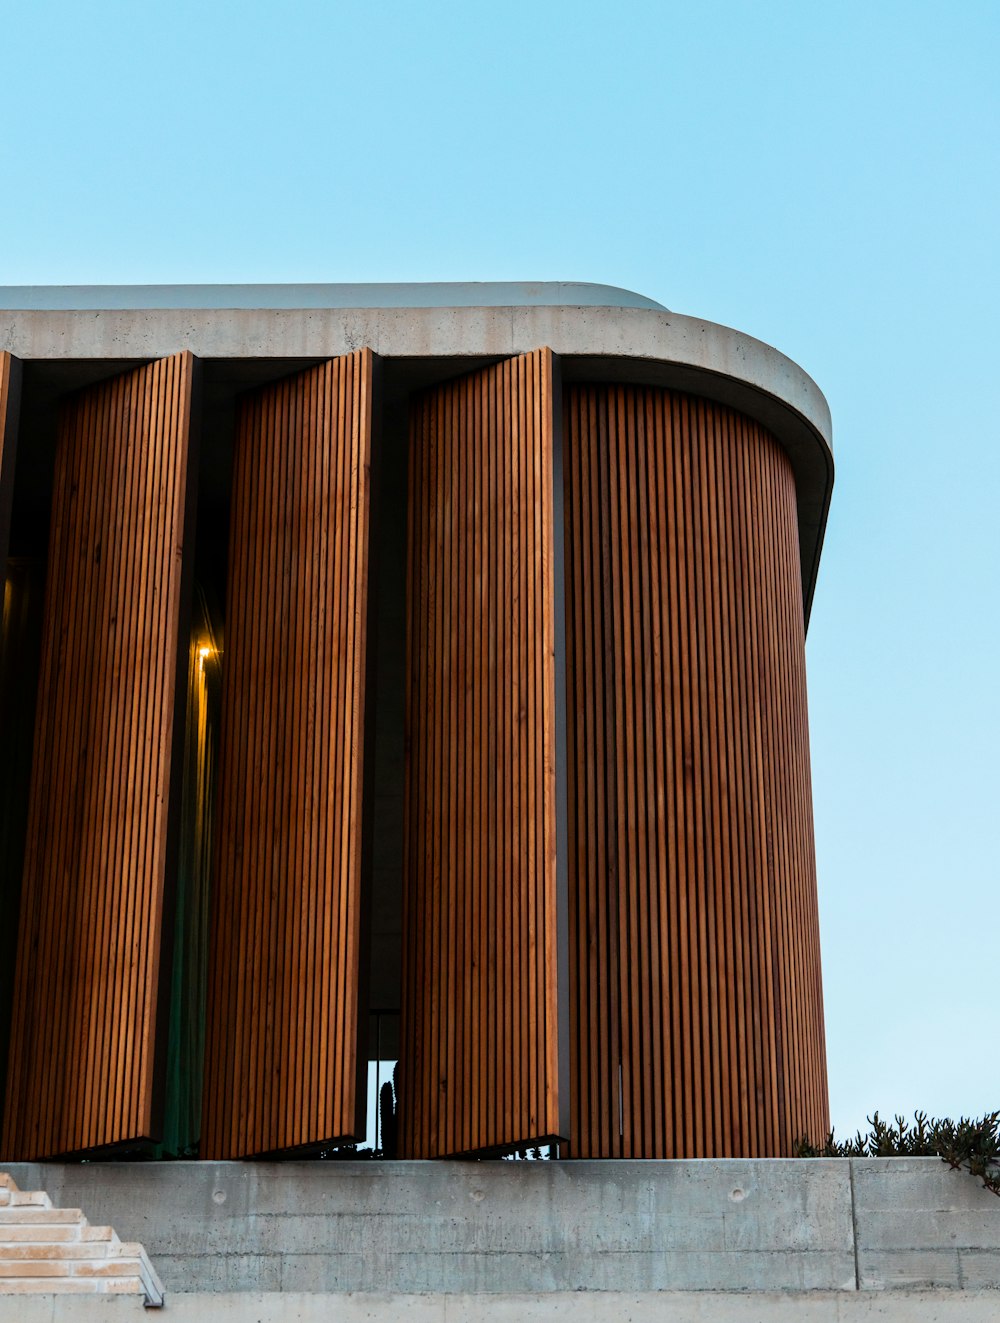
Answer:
[0, 297, 831, 624]
[0, 281, 667, 312]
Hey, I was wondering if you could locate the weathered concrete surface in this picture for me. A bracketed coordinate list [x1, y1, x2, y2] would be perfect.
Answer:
[0, 281, 668, 311]
[0, 302, 829, 459]
[5, 1291, 1000, 1322]
[4, 1159, 996, 1299]
[5, 1161, 854, 1294]
[0, 300, 831, 484]
[852, 1157, 1000, 1290]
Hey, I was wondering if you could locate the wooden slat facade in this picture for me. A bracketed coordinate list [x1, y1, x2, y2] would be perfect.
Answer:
[400, 349, 568, 1158]
[563, 384, 828, 1158]
[0, 351, 21, 578]
[201, 350, 377, 1158]
[0, 340, 831, 1162]
[1, 353, 198, 1159]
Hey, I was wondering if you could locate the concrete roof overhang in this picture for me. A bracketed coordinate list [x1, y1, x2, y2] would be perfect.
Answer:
[0, 282, 833, 622]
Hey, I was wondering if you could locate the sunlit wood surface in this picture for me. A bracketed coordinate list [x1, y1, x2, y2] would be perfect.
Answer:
[2, 353, 197, 1158]
[201, 350, 376, 1158]
[400, 349, 566, 1157]
[563, 384, 828, 1157]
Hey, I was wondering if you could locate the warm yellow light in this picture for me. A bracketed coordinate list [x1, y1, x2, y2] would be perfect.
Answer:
[198, 646, 211, 660]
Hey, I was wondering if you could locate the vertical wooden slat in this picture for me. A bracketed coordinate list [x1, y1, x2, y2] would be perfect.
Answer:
[400, 349, 566, 1158]
[1, 354, 197, 1159]
[0, 352, 21, 582]
[0, 353, 26, 1121]
[201, 349, 377, 1158]
[563, 383, 828, 1158]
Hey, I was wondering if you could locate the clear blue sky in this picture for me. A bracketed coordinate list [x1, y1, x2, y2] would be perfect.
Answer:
[3, 0, 997, 1139]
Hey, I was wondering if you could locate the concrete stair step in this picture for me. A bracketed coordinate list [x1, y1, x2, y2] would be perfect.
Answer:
[0, 1278, 117, 1295]
[0, 1172, 162, 1308]
[0, 1178, 49, 1210]
[0, 1242, 130, 1261]
[79, 1225, 117, 1244]
[0, 1208, 84, 1225]
[0, 1226, 81, 1243]
[5, 1192, 53, 1209]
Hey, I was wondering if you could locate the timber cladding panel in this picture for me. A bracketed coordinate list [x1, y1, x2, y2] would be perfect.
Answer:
[0, 328, 832, 1162]
[1, 353, 197, 1159]
[0, 351, 21, 577]
[201, 350, 377, 1158]
[563, 383, 828, 1158]
[400, 349, 567, 1158]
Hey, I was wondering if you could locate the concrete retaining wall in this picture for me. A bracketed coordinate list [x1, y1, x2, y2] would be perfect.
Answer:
[2, 1158, 998, 1297]
[7, 1291, 1000, 1322]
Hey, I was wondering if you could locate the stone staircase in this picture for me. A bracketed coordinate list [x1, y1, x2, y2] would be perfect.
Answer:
[0, 1172, 163, 1306]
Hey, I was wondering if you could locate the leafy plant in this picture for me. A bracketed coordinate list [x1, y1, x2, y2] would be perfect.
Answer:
[795, 1110, 1000, 1196]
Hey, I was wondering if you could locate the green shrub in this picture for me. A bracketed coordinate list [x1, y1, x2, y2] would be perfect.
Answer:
[795, 1110, 1000, 1196]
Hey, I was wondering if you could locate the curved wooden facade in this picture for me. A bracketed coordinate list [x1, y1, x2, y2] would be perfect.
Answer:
[563, 385, 827, 1158]
[0, 296, 831, 1161]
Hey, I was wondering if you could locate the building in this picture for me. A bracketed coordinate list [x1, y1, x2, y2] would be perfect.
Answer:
[0, 283, 832, 1167]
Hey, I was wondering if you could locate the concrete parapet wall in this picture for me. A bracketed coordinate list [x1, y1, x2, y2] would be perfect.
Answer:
[2, 1159, 997, 1297]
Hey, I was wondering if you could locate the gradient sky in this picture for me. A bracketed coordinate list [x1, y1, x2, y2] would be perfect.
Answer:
[2, 0, 996, 1139]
